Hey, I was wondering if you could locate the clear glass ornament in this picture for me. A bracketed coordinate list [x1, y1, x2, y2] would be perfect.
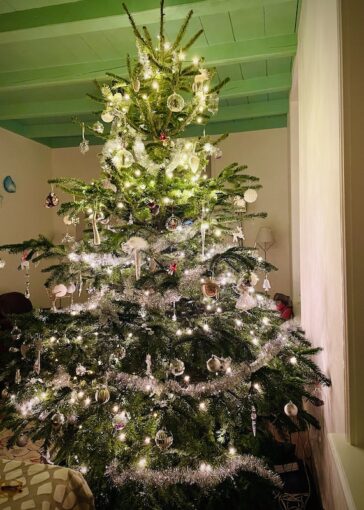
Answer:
[169, 358, 185, 376]
[113, 148, 134, 169]
[207, 92, 219, 114]
[93, 121, 104, 134]
[79, 139, 89, 155]
[167, 92, 185, 112]
[155, 429, 173, 450]
[165, 214, 181, 231]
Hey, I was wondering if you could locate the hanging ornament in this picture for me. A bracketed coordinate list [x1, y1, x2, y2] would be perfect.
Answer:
[235, 279, 257, 311]
[33, 338, 42, 375]
[201, 272, 220, 299]
[1, 388, 9, 400]
[113, 148, 134, 169]
[52, 284, 68, 298]
[93, 121, 104, 134]
[16, 433, 28, 447]
[122, 236, 149, 280]
[0, 258, 5, 269]
[214, 147, 223, 159]
[232, 226, 245, 244]
[79, 123, 90, 155]
[128, 213, 134, 225]
[51, 413, 65, 430]
[15, 368, 21, 384]
[95, 386, 110, 403]
[101, 111, 114, 123]
[132, 78, 141, 92]
[159, 132, 169, 146]
[167, 92, 185, 112]
[147, 201, 160, 216]
[207, 92, 219, 114]
[251, 405, 257, 437]
[11, 324, 21, 340]
[20, 344, 30, 359]
[220, 357, 232, 373]
[91, 211, 101, 246]
[62, 233, 75, 244]
[169, 359, 185, 376]
[76, 364, 86, 376]
[250, 272, 259, 287]
[145, 354, 152, 377]
[189, 154, 200, 173]
[165, 215, 181, 232]
[244, 188, 258, 203]
[109, 345, 126, 365]
[284, 401, 298, 417]
[3, 175, 16, 193]
[172, 301, 177, 322]
[192, 68, 209, 93]
[206, 355, 222, 372]
[167, 262, 177, 275]
[67, 283, 76, 295]
[113, 411, 130, 430]
[263, 275, 271, 293]
[45, 191, 59, 208]
[233, 196, 247, 211]
[155, 429, 173, 450]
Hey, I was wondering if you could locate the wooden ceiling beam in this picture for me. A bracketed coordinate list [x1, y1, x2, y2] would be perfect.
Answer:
[0, 0, 294, 44]
[15, 99, 288, 139]
[0, 35, 296, 91]
[0, 74, 290, 121]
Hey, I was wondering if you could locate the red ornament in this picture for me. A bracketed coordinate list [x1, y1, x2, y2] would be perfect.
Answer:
[168, 262, 177, 275]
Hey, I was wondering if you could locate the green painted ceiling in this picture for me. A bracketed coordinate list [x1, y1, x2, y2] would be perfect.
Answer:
[0, 0, 300, 148]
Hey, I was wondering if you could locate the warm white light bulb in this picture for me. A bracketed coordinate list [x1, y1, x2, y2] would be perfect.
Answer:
[289, 356, 297, 365]
[138, 457, 147, 468]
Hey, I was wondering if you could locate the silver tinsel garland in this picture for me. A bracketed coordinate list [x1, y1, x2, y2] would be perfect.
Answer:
[113, 332, 291, 397]
[114, 361, 251, 397]
[106, 454, 283, 488]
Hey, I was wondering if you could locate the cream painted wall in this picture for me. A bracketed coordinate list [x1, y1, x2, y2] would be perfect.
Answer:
[290, 0, 347, 508]
[0, 128, 53, 308]
[211, 128, 292, 297]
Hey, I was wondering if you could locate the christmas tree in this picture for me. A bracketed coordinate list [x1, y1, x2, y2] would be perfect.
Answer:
[0, 3, 329, 509]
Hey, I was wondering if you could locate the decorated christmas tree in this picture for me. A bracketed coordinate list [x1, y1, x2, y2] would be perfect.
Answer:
[0, 3, 329, 509]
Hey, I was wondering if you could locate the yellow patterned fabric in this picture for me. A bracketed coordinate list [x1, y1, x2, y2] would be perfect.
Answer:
[0, 459, 95, 510]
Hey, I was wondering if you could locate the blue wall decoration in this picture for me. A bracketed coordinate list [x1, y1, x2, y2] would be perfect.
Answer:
[3, 176, 16, 193]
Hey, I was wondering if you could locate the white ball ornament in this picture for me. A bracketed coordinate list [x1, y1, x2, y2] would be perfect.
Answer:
[0, 258, 5, 269]
[284, 401, 298, 417]
[244, 188, 258, 204]
[52, 284, 68, 298]
[67, 283, 76, 294]
[101, 111, 114, 123]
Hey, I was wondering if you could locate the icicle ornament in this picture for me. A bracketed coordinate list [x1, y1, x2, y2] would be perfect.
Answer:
[79, 123, 90, 154]
[251, 405, 257, 437]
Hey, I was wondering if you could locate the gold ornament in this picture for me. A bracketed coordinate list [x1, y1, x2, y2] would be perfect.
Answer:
[284, 401, 298, 417]
[51, 412, 65, 430]
[201, 275, 220, 299]
[155, 429, 173, 450]
[95, 386, 110, 403]
[206, 355, 222, 372]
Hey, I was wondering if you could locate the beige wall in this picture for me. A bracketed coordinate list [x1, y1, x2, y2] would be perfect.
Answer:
[212, 128, 292, 297]
[290, 0, 347, 508]
[0, 128, 53, 307]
